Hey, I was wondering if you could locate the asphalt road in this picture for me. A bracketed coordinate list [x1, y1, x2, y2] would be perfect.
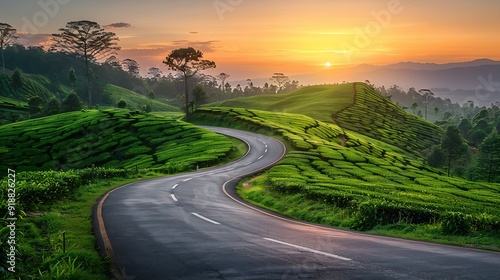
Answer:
[96, 126, 500, 280]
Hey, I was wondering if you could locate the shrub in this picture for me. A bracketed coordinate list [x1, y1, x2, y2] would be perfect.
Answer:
[441, 212, 471, 235]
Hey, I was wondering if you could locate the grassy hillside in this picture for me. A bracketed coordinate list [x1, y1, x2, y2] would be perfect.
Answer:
[334, 83, 443, 153]
[211, 84, 354, 122]
[209, 83, 442, 155]
[0, 109, 232, 172]
[0, 73, 68, 102]
[103, 84, 180, 112]
[191, 108, 500, 247]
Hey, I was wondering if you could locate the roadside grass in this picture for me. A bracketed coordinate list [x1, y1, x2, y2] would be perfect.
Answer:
[0, 137, 247, 279]
[207, 84, 354, 122]
[190, 107, 500, 249]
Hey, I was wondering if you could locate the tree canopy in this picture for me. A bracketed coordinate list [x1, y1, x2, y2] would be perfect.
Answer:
[163, 47, 216, 115]
[0, 22, 18, 73]
[51, 20, 120, 107]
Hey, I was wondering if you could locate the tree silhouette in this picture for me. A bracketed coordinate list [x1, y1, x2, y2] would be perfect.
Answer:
[270, 73, 290, 93]
[418, 89, 434, 121]
[122, 58, 140, 77]
[411, 102, 418, 115]
[51, 20, 120, 108]
[0, 23, 18, 73]
[163, 47, 216, 115]
[216, 73, 230, 90]
[68, 67, 77, 88]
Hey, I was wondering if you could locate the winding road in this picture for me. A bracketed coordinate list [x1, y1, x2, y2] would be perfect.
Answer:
[95, 126, 500, 280]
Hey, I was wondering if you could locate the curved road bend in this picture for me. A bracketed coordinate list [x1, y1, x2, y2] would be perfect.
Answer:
[96, 126, 500, 280]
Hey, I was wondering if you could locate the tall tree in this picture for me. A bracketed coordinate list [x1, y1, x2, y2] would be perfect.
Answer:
[418, 89, 434, 121]
[11, 67, 23, 106]
[147, 67, 163, 80]
[122, 58, 140, 77]
[216, 72, 230, 90]
[51, 20, 120, 108]
[270, 73, 290, 93]
[477, 129, 500, 182]
[61, 92, 83, 112]
[441, 126, 469, 176]
[0, 23, 18, 73]
[163, 47, 216, 115]
[411, 102, 418, 115]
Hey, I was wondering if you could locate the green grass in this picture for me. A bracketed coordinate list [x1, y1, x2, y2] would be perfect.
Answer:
[0, 109, 232, 172]
[209, 84, 354, 122]
[0, 135, 248, 279]
[334, 83, 443, 154]
[190, 107, 500, 249]
[208, 82, 443, 155]
[102, 84, 180, 112]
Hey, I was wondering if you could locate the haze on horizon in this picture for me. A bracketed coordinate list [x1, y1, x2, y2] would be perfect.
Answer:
[1, 0, 499, 81]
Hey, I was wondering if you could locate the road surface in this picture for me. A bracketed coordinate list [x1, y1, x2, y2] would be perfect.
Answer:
[95, 126, 500, 279]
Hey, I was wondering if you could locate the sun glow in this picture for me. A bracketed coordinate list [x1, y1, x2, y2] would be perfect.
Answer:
[325, 62, 331, 67]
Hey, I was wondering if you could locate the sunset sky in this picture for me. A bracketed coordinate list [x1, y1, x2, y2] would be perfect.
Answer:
[1, 0, 500, 81]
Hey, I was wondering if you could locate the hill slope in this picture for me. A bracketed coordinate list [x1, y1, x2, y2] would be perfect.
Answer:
[0, 109, 232, 172]
[334, 83, 443, 153]
[211, 84, 354, 122]
[191, 108, 500, 235]
[211, 83, 442, 154]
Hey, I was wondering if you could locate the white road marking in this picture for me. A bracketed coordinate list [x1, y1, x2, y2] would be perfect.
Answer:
[191, 213, 220, 225]
[244, 162, 251, 166]
[258, 155, 264, 160]
[265, 149, 268, 153]
[265, 144, 268, 148]
[171, 184, 178, 190]
[170, 194, 178, 202]
[182, 178, 192, 182]
[263, 238, 352, 261]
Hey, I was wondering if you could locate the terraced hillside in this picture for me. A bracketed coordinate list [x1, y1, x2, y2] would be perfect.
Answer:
[191, 108, 500, 236]
[0, 109, 233, 172]
[211, 84, 354, 122]
[0, 73, 68, 102]
[210, 83, 442, 155]
[334, 83, 443, 153]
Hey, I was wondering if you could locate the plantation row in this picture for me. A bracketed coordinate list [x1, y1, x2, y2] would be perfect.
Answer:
[0, 73, 67, 102]
[192, 108, 500, 233]
[334, 83, 443, 154]
[0, 109, 234, 172]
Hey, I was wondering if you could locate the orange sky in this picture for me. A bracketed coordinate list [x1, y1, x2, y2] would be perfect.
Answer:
[2, 0, 500, 80]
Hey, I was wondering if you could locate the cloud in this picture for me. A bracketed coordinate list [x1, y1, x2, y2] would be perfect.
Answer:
[189, 32, 199, 34]
[103, 22, 133, 29]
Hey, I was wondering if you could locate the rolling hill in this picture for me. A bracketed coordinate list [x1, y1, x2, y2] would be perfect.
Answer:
[210, 82, 442, 155]
[0, 109, 232, 172]
[190, 107, 500, 237]
[0, 73, 180, 123]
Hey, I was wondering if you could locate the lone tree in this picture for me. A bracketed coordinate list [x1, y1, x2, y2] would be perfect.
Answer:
[0, 23, 18, 73]
[418, 89, 434, 121]
[270, 73, 290, 93]
[441, 126, 469, 176]
[11, 68, 23, 106]
[51, 20, 120, 108]
[163, 47, 216, 115]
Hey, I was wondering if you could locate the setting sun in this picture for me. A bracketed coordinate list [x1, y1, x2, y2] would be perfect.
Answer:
[325, 62, 331, 67]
